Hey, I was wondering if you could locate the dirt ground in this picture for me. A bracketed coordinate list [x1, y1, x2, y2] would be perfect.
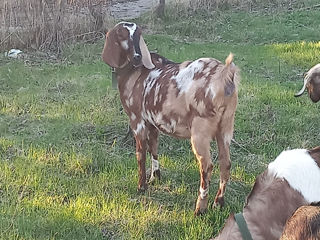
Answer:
[110, 0, 159, 19]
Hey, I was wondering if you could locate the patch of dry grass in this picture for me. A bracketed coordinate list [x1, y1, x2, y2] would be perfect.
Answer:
[0, 0, 115, 52]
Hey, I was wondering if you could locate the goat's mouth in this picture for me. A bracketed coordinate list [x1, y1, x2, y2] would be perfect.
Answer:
[131, 56, 142, 68]
[131, 60, 142, 67]
[132, 61, 142, 68]
[309, 93, 320, 103]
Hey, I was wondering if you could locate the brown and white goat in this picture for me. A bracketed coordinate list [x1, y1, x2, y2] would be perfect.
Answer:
[280, 205, 320, 240]
[295, 63, 320, 102]
[101, 22, 240, 215]
[213, 147, 320, 240]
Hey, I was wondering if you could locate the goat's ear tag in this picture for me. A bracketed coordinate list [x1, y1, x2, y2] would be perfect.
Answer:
[111, 68, 117, 89]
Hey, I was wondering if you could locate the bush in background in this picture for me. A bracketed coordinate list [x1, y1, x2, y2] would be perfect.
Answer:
[0, 0, 115, 52]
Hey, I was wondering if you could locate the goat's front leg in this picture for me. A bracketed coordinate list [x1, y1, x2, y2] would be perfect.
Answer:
[134, 127, 148, 192]
[213, 117, 234, 208]
[191, 135, 213, 216]
[147, 125, 160, 183]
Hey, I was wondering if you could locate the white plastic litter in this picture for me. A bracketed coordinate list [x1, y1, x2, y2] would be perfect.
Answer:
[5, 49, 22, 58]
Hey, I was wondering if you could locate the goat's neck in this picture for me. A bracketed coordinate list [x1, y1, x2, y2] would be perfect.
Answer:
[115, 64, 135, 80]
[115, 64, 141, 91]
[242, 179, 308, 240]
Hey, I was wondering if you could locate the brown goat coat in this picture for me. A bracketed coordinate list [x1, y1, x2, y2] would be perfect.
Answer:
[102, 22, 240, 214]
[307, 72, 320, 102]
[296, 64, 320, 102]
[280, 205, 320, 240]
[214, 174, 308, 240]
[214, 147, 320, 240]
[310, 146, 320, 167]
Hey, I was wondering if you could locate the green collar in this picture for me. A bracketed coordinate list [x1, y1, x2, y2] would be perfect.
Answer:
[234, 213, 253, 240]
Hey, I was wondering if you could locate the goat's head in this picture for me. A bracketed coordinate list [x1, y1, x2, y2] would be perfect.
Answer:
[295, 64, 320, 103]
[102, 22, 155, 69]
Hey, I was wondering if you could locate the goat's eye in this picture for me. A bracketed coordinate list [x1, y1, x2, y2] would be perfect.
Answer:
[117, 29, 128, 40]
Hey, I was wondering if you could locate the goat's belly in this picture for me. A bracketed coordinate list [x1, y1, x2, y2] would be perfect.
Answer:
[158, 122, 191, 139]
[143, 112, 191, 138]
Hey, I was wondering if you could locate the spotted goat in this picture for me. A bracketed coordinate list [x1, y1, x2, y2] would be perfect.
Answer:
[213, 147, 320, 240]
[102, 22, 240, 215]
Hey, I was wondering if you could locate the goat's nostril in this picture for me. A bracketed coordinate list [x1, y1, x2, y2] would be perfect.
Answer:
[134, 54, 142, 61]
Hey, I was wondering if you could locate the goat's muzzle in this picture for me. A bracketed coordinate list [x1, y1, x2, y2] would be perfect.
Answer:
[132, 53, 142, 67]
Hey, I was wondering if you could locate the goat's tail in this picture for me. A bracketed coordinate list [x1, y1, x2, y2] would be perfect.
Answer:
[225, 53, 234, 66]
[221, 53, 239, 96]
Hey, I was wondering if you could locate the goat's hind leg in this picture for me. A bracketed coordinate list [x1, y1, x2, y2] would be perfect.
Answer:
[191, 135, 213, 216]
[134, 129, 148, 192]
[147, 125, 160, 183]
[213, 122, 233, 208]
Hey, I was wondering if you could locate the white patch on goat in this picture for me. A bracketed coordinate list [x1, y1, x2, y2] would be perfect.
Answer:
[131, 113, 136, 121]
[205, 84, 216, 99]
[196, 100, 206, 115]
[120, 40, 129, 50]
[199, 186, 209, 199]
[268, 149, 320, 203]
[154, 84, 161, 105]
[203, 67, 211, 74]
[149, 156, 160, 182]
[152, 112, 174, 133]
[224, 133, 233, 145]
[144, 70, 162, 95]
[170, 119, 177, 131]
[121, 22, 137, 39]
[125, 99, 130, 107]
[129, 97, 133, 106]
[133, 120, 145, 135]
[144, 111, 152, 123]
[155, 112, 163, 124]
[172, 59, 204, 94]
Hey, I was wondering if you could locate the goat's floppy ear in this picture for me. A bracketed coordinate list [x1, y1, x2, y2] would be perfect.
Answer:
[102, 29, 123, 68]
[139, 36, 155, 69]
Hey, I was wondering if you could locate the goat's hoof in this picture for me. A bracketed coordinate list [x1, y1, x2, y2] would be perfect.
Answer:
[194, 207, 207, 216]
[137, 184, 148, 193]
[194, 196, 208, 216]
[146, 168, 161, 184]
[212, 196, 225, 209]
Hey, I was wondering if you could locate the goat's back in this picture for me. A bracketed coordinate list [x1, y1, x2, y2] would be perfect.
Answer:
[141, 56, 239, 137]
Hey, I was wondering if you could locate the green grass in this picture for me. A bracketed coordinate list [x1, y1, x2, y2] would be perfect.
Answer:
[1, 3, 320, 239]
